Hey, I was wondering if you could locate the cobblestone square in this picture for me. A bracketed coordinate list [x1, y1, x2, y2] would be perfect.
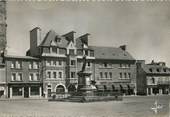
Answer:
[0, 95, 169, 117]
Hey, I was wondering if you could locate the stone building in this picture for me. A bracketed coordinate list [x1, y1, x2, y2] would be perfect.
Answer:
[136, 60, 170, 95]
[0, 0, 6, 98]
[26, 27, 136, 98]
[5, 55, 42, 98]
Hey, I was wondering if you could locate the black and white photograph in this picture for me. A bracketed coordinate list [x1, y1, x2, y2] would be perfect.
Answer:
[0, 0, 170, 117]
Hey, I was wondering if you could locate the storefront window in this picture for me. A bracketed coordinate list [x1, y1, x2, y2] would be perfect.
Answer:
[31, 87, 39, 95]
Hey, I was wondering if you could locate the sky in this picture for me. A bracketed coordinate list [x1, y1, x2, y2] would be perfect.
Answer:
[6, 1, 170, 65]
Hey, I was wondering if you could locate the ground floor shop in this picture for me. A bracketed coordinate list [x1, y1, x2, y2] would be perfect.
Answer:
[8, 83, 43, 98]
[0, 84, 7, 98]
[146, 85, 170, 95]
[43, 82, 67, 98]
[96, 83, 136, 95]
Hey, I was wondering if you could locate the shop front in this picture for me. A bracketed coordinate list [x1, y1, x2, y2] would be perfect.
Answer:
[8, 83, 42, 98]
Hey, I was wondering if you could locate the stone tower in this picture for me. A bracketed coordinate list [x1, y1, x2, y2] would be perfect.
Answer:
[0, 0, 6, 53]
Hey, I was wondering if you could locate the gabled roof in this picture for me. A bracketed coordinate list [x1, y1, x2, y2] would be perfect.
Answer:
[75, 38, 83, 49]
[39, 30, 69, 48]
[89, 46, 135, 60]
[142, 64, 170, 74]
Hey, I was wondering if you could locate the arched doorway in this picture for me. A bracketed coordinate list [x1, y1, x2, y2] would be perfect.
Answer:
[56, 85, 65, 93]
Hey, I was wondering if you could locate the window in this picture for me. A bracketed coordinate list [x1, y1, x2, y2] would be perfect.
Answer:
[120, 64, 122, 68]
[163, 68, 167, 72]
[46, 60, 51, 66]
[18, 73, 22, 81]
[100, 72, 103, 78]
[85, 50, 88, 56]
[53, 72, 57, 78]
[104, 63, 108, 67]
[11, 61, 15, 68]
[128, 73, 131, 78]
[128, 64, 131, 68]
[149, 68, 153, 72]
[53, 60, 56, 66]
[33, 62, 38, 69]
[29, 62, 33, 69]
[47, 72, 51, 78]
[58, 60, 62, 66]
[124, 73, 127, 78]
[70, 60, 76, 66]
[58, 72, 62, 78]
[120, 73, 122, 79]
[90, 50, 94, 57]
[17, 61, 22, 69]
[29, 73, 34, 81]
[52, 47, 57, 53]
[35, 73, 39, 81]
[151, 77, 155, 84]
[71, 72, 76, 78]
[109, 72, 112, 78]
[105, 72, 107, 78]
[69, 49, 75, 55]
[11, 73, 16, 81]
[157, 69, 160, 72]
[87, 62, 91, 67]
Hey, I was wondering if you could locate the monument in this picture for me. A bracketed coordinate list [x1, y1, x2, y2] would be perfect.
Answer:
[77, 55, 97, 95]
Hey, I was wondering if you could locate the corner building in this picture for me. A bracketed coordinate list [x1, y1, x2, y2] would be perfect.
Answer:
[26, 27, 137, 98]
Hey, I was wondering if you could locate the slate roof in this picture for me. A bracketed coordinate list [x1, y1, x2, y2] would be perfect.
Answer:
[39, 30, 69, 48]
[142, 64, 170, 74]
[4, 55, 39, 60]
[88, 46, 135, 60]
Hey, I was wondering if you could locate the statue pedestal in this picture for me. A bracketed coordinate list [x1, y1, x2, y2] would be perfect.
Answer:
[77, 72, 96, 95]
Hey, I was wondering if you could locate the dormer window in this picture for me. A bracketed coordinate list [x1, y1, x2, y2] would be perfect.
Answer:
[157, 68, 160, 72]
[69, 49, 75, 55]
[85, 50, 88, 56]
[149, 68, 153, 72]
[163, 68, 167, 72]
[55, 36, 61, 43]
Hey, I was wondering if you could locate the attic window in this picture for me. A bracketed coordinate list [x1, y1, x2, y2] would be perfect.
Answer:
[112, 53, 115, 56]
[55, 36, 61, 43]
[124, 54, 127, 56]
[163, 68, 167, 72]
[102, 53, 104, 55]
[156, 69, 160, 72]
[149, 68, 153, 72]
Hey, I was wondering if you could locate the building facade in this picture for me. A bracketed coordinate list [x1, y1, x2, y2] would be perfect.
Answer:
[5, 55, 42, 98]
[26, 27, 137, 98]
[136, 60, 170, 95]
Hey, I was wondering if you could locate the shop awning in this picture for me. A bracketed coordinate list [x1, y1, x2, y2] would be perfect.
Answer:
[127, 84, 135, 89]
[96, 85, 105, 91]
[113, 84, 121, 90]
[120, 84, 128, 90]
[105, 85, 113, 91]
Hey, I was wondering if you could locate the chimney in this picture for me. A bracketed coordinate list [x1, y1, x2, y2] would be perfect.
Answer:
[136, 60, 145, 68]
[79, 33, 90, 45]
[30, 27, 42, 47]
[119, 45, 126, 51]
[63, 31, 76, 42]
[29, 27, 41, 56]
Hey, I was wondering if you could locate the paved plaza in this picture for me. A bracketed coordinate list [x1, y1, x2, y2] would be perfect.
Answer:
[0, 95, 169, 117]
